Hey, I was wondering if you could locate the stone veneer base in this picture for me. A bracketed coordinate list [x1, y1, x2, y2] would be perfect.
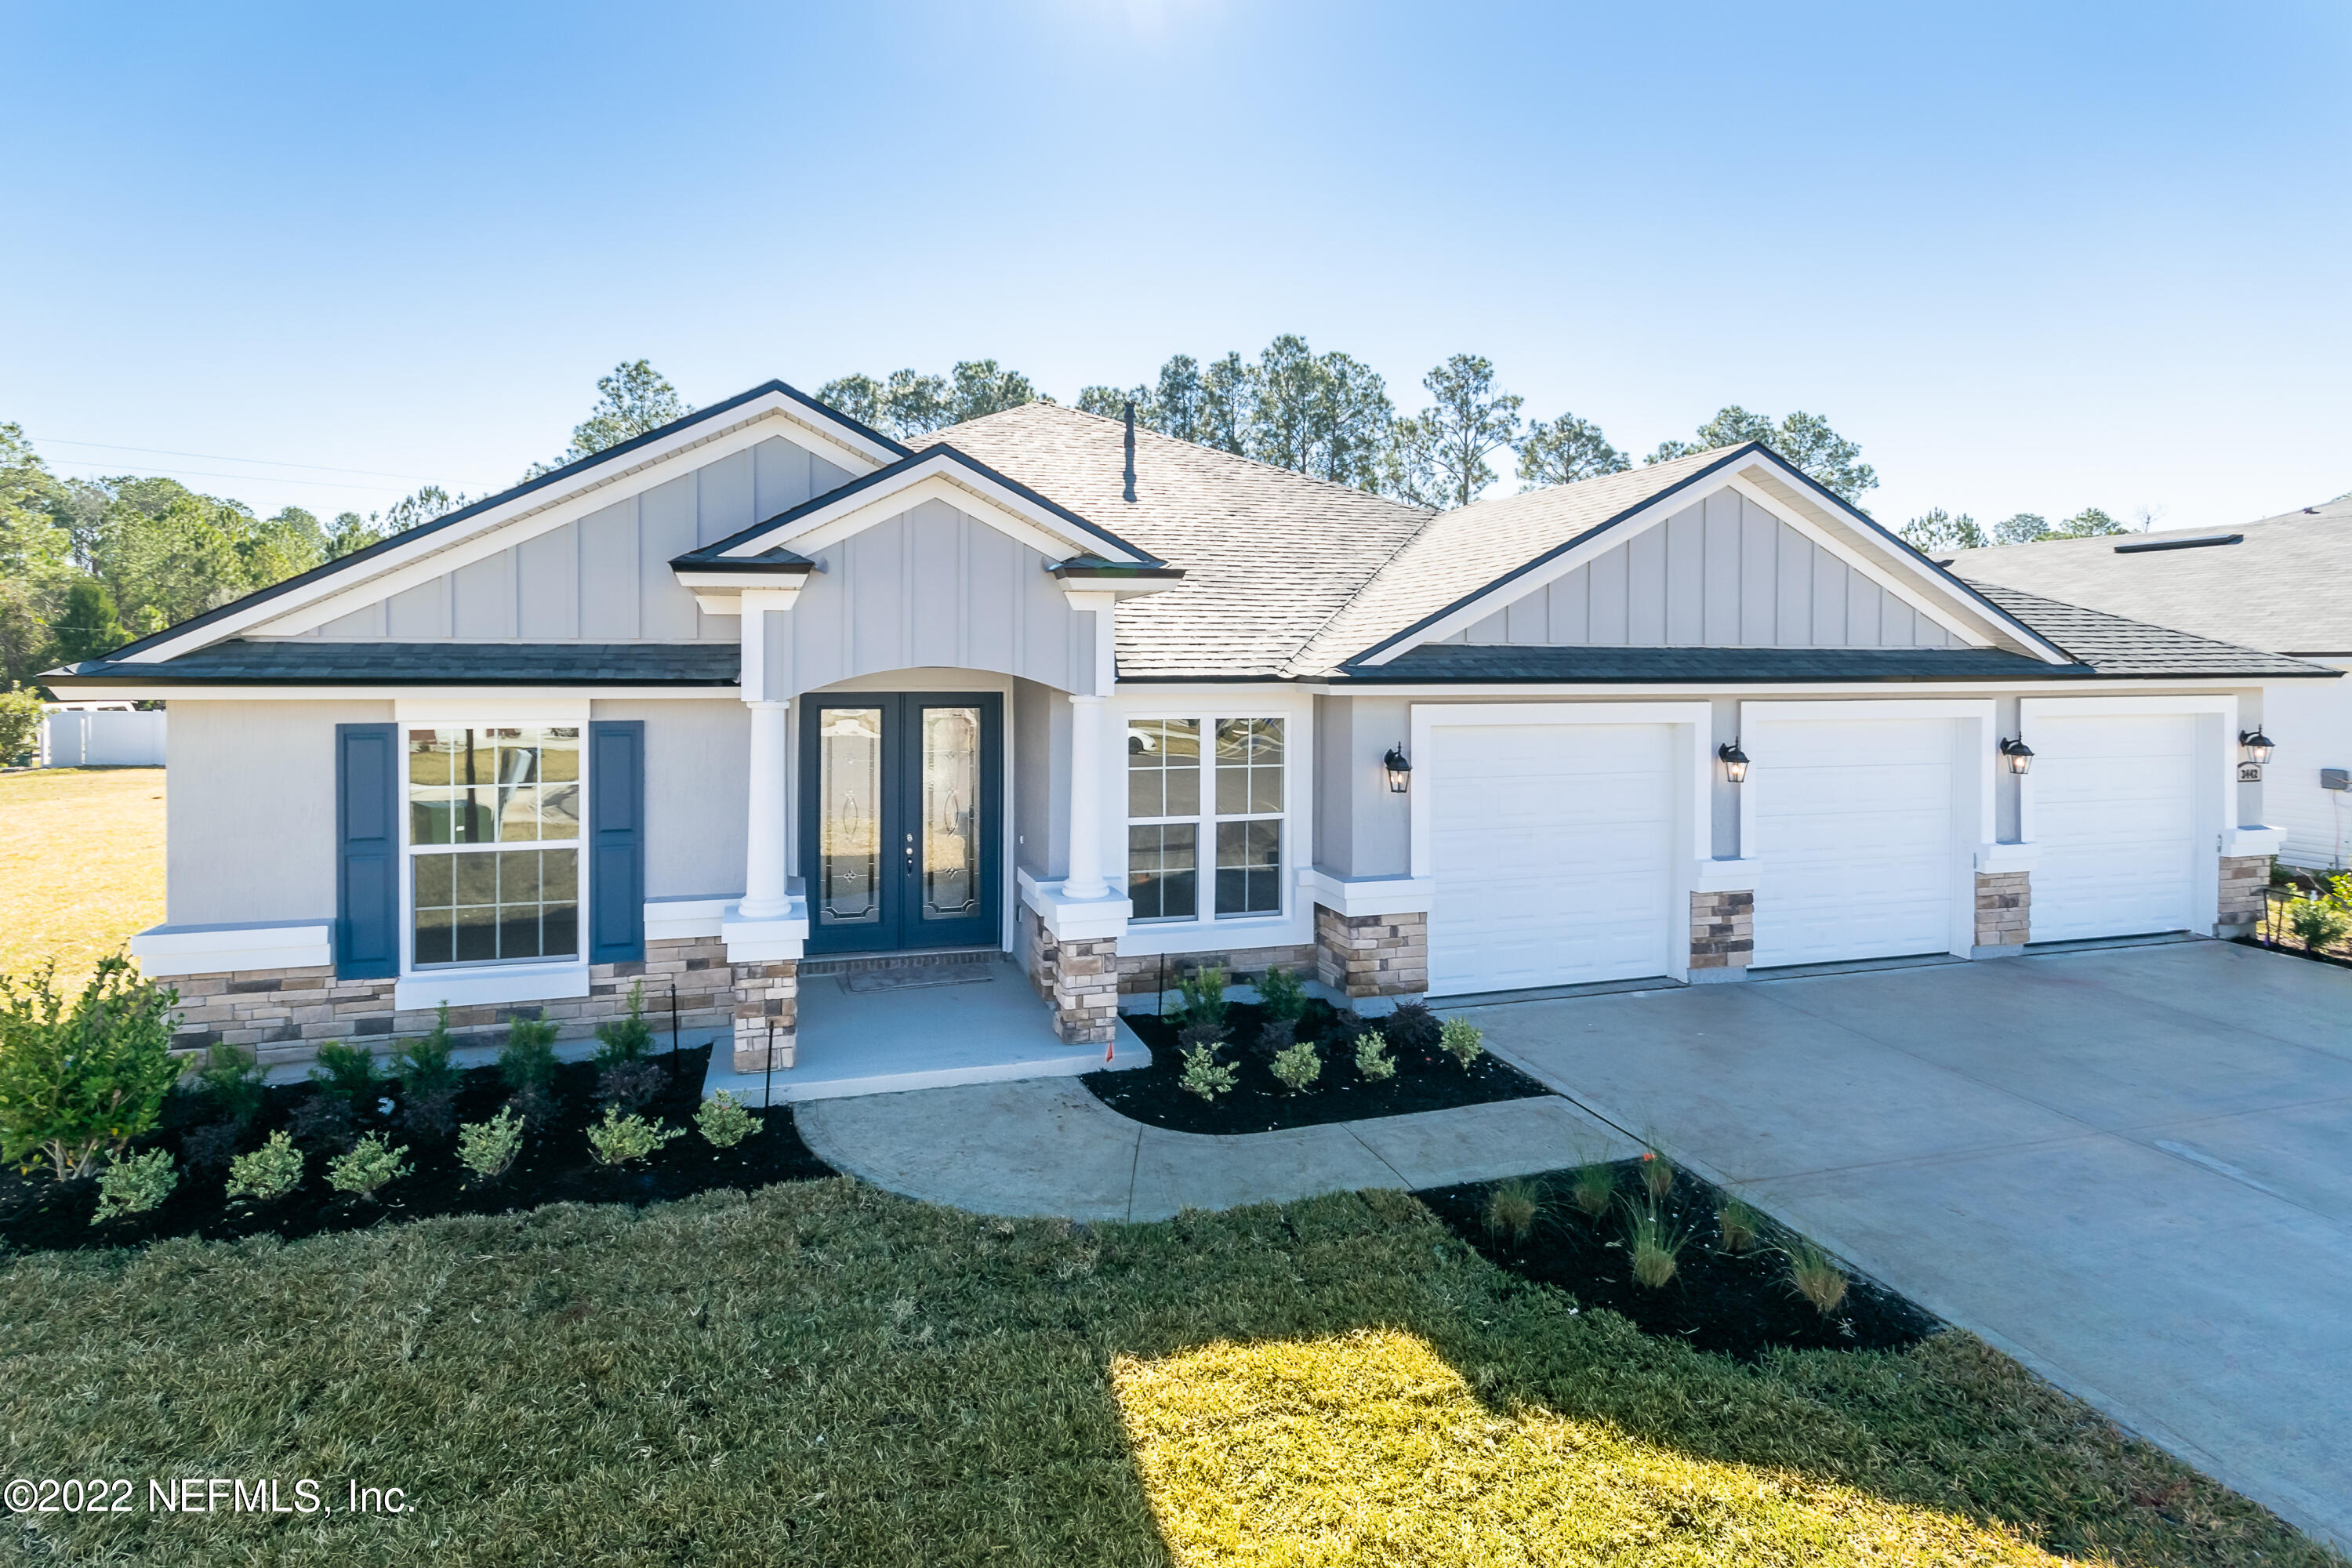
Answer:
[1974, 871, 2031, 949]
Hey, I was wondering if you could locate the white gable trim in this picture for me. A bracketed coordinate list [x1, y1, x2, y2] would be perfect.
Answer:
[125, 394, 895, 661]
[713, 455, 1152, 567]
[1357, 453, 2070, 668]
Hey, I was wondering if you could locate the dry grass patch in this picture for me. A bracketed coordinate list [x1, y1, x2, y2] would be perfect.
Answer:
[0, 767, 165, 986]
[1116, 1327, 2070, 1566]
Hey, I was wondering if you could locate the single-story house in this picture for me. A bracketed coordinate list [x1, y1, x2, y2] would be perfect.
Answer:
[1944, 498, 2352, 872]
[42, 382, 2337, 1078]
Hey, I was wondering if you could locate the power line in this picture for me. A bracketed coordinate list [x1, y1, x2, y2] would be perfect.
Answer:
[26, 434, 441, 483]
[38, 457, 414, 495]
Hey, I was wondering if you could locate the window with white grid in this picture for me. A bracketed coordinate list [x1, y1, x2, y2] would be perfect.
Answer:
[1125, 715, 1284, 921]
[405, 725, 582, 966]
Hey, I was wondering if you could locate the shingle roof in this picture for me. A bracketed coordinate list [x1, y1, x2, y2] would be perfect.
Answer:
[906, 404, 1430, 678]
[1961, 584, 2336, 677]
[1942, 498, 2352, 655]
[54, 641, 740, 686]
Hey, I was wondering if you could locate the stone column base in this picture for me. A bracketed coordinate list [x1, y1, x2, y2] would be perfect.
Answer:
[1688, 890, 1754, 978]
[2218, 854, 2270, 934]
[1974, 871, 2031, 950]
[1047, 936, 1119, 1045]
[1312, 906, 1428, 1000]
[731, 960, 799, 1073]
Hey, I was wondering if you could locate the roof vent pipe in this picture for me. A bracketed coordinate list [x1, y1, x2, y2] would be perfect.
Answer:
[1122, 401, 1138, 503]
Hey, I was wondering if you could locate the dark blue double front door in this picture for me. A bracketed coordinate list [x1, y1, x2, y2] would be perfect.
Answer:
[800, 692, 1002, 955]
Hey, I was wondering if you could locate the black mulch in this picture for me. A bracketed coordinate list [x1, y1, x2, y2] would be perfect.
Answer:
[0, 1045, 833, 1255]
[1089, 999, 1550, 1136]
[1419, 1160, 1942, 1360]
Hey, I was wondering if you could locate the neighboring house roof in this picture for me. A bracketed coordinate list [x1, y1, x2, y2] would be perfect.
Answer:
[1942, 497, 2352, 656]
[50, 641, 741, 686]
[906, 404, 1432, 678]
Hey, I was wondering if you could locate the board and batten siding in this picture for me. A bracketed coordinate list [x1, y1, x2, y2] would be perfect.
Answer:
[1446, 491, 1955, 649]
[300, 437, 854, 642]
[767, 498, 1095, 698]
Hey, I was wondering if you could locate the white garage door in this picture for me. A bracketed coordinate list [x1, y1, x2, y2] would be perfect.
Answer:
[2031, 713, 2200, 942]
[1749, 717, 1958, 967]
[1428, 722, 1676, 996]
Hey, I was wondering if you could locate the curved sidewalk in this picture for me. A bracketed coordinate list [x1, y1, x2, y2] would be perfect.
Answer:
[794, 1078, 1633, 1221]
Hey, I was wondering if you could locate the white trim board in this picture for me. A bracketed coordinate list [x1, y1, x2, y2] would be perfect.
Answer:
[715, 457, 1156, 568]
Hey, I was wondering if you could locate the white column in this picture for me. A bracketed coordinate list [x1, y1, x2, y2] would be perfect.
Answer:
[1063, 693, 1110, 899]
[739, 701, 791, 918]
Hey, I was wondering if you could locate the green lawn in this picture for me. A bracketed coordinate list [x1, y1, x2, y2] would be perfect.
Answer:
[0, 1178, 2332, 1566]
[0, 766, 165, 988]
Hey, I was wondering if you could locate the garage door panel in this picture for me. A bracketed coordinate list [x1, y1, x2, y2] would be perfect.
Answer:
[2031, 714, 2199, 942]
[1749, 717, 1958, 967]
[1428, 723, 1675, 995]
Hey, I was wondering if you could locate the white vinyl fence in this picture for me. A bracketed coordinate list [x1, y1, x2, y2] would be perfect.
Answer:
[39, 707, 167, 767]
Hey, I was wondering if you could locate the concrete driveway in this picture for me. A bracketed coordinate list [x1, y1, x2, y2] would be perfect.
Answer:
[1470, 938, 2352, 1552]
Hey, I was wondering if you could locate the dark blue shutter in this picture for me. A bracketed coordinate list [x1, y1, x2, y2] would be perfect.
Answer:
[335, 723, 400, 979]
[589, 720, 645, 964]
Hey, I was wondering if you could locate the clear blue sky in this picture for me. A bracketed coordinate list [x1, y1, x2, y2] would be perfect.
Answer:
[5, 0, 2347, 532]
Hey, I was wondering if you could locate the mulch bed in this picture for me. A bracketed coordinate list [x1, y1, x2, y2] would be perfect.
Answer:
[1419, 1160, 1942, 1360]
[0, 1044, 833, 1255]
[1090, 998, 1551, 1135]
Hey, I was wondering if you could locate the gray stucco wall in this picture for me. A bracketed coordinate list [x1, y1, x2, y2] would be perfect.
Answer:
[1312, 695, 1412, 879]
[774, 497, 1092, 697]
[593, 699, 749, 898]
[1447, 490, 1956, 650]
[301, 436, 852, 644]
[1012, 676, 1069, 880]
[166, 699, 390, 926]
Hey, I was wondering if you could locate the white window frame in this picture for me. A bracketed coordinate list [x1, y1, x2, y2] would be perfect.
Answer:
[391, 701, 593, 1011]
[1122, 708, 1294, 927]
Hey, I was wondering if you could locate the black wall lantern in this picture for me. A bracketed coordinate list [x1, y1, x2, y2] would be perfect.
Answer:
[1382, 746, 1413, 793]
[1999, 736, 2034, 775]
[2240, 728, 2275, 765]
[1717, 740, 1750, 784]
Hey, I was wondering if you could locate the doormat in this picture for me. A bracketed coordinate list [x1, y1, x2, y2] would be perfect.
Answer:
[840, 964, 998, 993]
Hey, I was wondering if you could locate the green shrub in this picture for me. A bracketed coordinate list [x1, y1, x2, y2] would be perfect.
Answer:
[592, 982, 654, 1066]
[1269, 1040, 1322, 1093]
[1439, 1016, 1485, 1071]
[0, 684, 42, 764]
[192, 1040, 266, 1127]
[1383, 1001, 1440, 1057]
[455, 1109, 524, 1183]
[1485, 1177, 1541, 1243]
[0, 954, 183, 1181]
[393, 1006, 461, 1098]
[696, 1091, 759, 1149]
[1174, 965, 1228, 1033]
[499, 1015, 561, 1091]
[92, 1147, 179, 1223]
[327, 1132, 412, 1200]
[2288, 896, 2349, 953]
[1255, 965, 1307, 1024]
[224, 1131, 303, 1203]
[308, 1040, 381, 1103]
[1178, 1046, 1236, 1102]
[1352, 1031, 1396, 1081]
[586, 1105, 681, 1166]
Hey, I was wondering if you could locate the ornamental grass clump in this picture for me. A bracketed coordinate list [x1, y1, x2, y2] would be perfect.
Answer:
[1638, 1147, 1675, 1201]
[587, 1106, 682, 1167]
[192, 1040, 266, 1127]
[1716, 1196, 1763, 1255]
[1352, 1030, 1396, 1081]
[92, 1148, 178, 1223]
[224, 1131, 303, 1203]
[456, 1109, 524, 1184]
[1788, 1238, 1850, 1316]
[1439, 1016, 1485, 1071]
[696, 1091, 760, 1149]
[1624, 1196, 1692, 1290]
[1269, 1040, 1322, 1093]
[592, 981, 655, 1065]
[1485, 1177, 1541, 1243]
[1178, 1047, 1236, 1102]
[327, 1132, 412, 1200]
[0, 954, 183, 1181]
[1566, 1160, 1617, 1220]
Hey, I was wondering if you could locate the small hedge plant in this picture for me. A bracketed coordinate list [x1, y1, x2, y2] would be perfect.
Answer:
[1255, 965, 1306, 1024]
[587, 1106, 681, 1166]
[696, 1092, 759, 1149]
[1439, 1017, 1485, 1071]
[192, 1041, 266, 1127]
[92, 1148, 179, 1224]
[456, 1109, 525, 1183]
[308, 1041, 381, 1104]
[1352, 1031, 1396, 1081]
[225, 1131, 303, 1203]
[499, 1015, 561, 1091]
[592, 982, 655, 1066]
[1174, 965, 1227, 1033]
[1269, 1040, 1322, 1093]
[327, 1133, 412, 1200]
[0, 954, 183, 1181]
[1178, 1047, 1236, 1102]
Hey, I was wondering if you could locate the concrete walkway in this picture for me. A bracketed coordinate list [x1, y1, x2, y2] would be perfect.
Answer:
[1470, 938, 2352, 1553]
[795, 1080, 1632, 1223]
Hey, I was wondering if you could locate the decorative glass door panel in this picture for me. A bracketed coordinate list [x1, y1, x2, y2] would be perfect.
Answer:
[801, 693, 1001, 953]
